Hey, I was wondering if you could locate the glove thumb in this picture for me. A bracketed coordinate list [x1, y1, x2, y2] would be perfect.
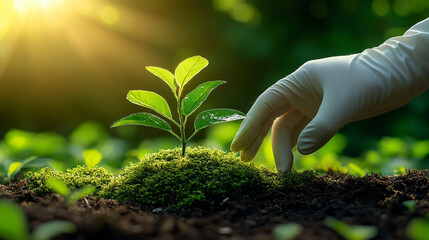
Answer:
[296, 95, 348, 155]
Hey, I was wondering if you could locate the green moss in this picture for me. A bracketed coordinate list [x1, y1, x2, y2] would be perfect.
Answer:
[281, 169, 318, 187]
[27, 166, 113, 196]
[26, 148, 319, 210]
[100, 147, 276, 209]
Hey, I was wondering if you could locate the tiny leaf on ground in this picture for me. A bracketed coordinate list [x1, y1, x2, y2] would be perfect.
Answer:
[127, 90, 172, 120]
[68, 185, 96, 204]
[194, 109, 246, 131]
[175, 55, 208, 87]
[407, 218, 429, 240]
[403, 200, 416, 212]
[273, 223, 303, 240]
[111, 113, 172, 132]
[324, 217, 377, 240]
[46, 178, 70, 197]
[181, 80, 225, 116]
[7, 162, 21, 178]
[32, 220, 76, 240]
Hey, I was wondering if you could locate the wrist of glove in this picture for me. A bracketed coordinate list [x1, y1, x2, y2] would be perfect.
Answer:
[231, 18, 429, 173]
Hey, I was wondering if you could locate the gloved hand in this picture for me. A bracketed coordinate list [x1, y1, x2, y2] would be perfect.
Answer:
[231, 18, 429, 173]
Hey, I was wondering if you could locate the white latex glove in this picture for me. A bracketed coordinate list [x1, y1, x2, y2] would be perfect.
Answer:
[231, 18, 429, 173]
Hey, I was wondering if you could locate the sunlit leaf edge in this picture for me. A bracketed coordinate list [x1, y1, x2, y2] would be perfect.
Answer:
[145, 66, 176, 93]
[194, 108, 246, 131]
[174, 55, 209, 87]
[111, 112, 172, 132]
[181, 80, 226, 116]
[126, 90, 172, 120]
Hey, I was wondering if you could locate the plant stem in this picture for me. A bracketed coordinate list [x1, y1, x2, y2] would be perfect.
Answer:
[177, 87, 187, 156]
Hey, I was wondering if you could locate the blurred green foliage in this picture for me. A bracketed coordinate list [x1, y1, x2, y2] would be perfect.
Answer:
[27, 166, 113, 196]
[0, 121, 428, 180]
[0, 200, 76, 240]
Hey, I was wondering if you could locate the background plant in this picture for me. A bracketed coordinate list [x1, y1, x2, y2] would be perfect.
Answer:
[0, 200, 76, 240]
[111, 55, 245, 156]
[45, 178, 96, 204]
[324, 217, 378, 240]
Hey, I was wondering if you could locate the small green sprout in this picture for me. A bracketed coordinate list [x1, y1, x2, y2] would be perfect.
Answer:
[6, 156, 38, 182]
[403, 200, 416, 212]
[111, 55, 246, 156]
[324, 217, 378, 240]
[46, 178, 96, 204]
[273, 223, 303, 240]
[0, 200, 76, 240]
[407, 218, 429, 240]
[82, 149, 102, 168]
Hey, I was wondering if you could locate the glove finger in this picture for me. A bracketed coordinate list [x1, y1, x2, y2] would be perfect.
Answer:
[230, 87, 291, 152]
[272, 108, 305, 173]
[291, 117, 311, 147]
[240, 106, 291, 162]
[297, 93, 349, 155]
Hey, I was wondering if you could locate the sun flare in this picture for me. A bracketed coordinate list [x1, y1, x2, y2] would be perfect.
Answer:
[0, 0, 179, 108]
[13, 0, 61, 16]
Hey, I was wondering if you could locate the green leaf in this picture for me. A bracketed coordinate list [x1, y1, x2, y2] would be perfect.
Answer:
[407, 218, 429, 240]
[403, 200, 416, 212]
[7, 162, 21, 179]
[175, 55, 208, 87]
[273, 223, 303, 240]
[0, 200, 28, 240]
[46, 178, 70, 197]
[68, 185, 96, 204]
[146, 66, 176, 93]
[194, 109, 246, 131]
[127, 90, 172, 120]
[7, 157, 39, 181]
[83, 149, 102, 168]
[32, 220, 76, 240]
[181, 81, 225, 116]
[111, 113, 172, 132]
[324, 217, 377, 240]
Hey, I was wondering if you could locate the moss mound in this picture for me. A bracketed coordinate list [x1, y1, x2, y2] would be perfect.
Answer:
[100, 147, 276, 209]
[27, 166, 113, 196]
[281, 169, 318, 186]
[26, 147, 319, 210]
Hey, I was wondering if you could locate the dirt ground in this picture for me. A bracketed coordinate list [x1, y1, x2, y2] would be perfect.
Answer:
[1, 170, 429, 240]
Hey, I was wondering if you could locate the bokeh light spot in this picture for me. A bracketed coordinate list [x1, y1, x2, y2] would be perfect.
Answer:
[212, 0, 260, 25]
[372, 0, 390, 16]
[393, 0, 415, 16]
[384, 27, 407, 39]
[232, 4, 259, 24]
[99, 5, 120, 25]
[13, 0, 30, 17]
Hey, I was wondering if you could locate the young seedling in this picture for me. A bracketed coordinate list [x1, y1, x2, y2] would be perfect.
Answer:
[407, 218, 429, 240]
[403, 200, 416, 212]
[5, 156, 38, 183]
[0, 200, 76, 240]
[111, 55, 246, 156]
[46, 178, 96, 204]
[82, 149, 102, 168]
[324, 217, 378, 240]
[272, 223, 303, 240]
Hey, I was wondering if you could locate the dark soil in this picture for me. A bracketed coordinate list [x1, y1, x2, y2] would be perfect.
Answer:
[2, 170, 429, 240]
